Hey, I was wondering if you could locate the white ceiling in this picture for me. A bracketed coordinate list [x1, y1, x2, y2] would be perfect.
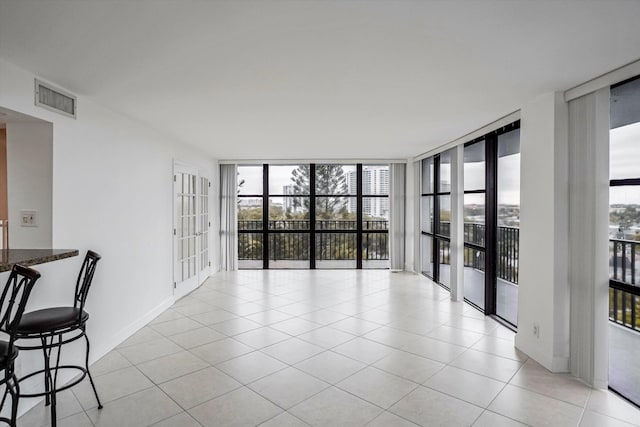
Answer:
[1, 0, 639, 160]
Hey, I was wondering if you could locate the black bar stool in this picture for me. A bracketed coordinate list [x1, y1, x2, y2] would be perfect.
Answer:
[16, 251, 103, 427]
[0, 265, 41, 427]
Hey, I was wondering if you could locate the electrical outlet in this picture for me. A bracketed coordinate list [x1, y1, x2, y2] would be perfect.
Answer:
[533, 323, 540, 338]
[20, 210, 38, 227]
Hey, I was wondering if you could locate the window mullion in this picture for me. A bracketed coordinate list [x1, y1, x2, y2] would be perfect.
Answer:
[356, 164, 363, 269]
[310, 164, 316, 269]
[262, 164, 269, 269]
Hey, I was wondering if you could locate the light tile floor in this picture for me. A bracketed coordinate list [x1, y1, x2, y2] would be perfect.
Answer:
[19, 270, 640, 426]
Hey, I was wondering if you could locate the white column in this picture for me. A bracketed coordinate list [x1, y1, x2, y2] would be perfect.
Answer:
[515, 92, 570, 372]
[568, 88, 610, 388]
[450, 145, 464, 301]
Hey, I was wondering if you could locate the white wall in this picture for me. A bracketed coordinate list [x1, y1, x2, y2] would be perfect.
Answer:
[0, 58, 219, 414]
[515, 91, 570, 372]
[6, 121, 53, 248]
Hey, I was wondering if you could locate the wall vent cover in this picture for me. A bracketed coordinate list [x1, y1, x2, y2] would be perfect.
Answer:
[34, 79, 77, 118]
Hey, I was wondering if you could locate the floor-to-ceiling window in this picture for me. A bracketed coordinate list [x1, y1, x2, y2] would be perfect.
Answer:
[420, 122, 520, 327]
[238, 163, 389, 269]
[420, 150, 453, 288]
[608, 76, 640, 406]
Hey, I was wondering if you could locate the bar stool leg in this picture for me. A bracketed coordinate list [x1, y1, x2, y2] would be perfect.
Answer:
[84, 334, 103, 409]
[10, 374, 19, 427]
[47, 334, 66, 427]
[40, 337, 51, 407]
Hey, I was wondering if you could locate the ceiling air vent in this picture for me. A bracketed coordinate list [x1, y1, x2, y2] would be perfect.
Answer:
[34, 79, 77, 118]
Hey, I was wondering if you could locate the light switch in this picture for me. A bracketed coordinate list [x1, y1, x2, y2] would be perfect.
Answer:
[20, 210, 38, 227]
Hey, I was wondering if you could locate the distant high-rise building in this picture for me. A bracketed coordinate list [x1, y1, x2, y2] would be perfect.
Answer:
[345, 166, 389, 218]
[283, 184, 306, 213]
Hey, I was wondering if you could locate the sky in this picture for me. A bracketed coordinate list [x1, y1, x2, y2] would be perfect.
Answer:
[610, 121, 640, 205]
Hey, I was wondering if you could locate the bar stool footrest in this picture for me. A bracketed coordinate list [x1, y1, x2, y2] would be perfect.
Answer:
[17, 365, 87, 398]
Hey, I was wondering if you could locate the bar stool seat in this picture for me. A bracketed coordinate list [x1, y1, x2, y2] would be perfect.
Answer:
[18, 307, 88, 334]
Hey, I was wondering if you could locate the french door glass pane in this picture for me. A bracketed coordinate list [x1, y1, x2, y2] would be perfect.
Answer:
[421, 234, 434, 278]
[176, 172, 197, 282]
[200, 177, 209, 271]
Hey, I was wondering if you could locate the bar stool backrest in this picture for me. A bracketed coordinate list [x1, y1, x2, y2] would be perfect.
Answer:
[0, 265, 40, 352]
[74, 250, 101, 317]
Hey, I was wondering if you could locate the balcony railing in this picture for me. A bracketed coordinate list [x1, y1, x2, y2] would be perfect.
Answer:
[238, 220, 389, 261]
[462, 222, 519, 285]
[610, 238, 640, 332]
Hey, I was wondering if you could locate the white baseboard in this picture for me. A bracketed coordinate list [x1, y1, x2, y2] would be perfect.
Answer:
[91, 295, 175, 363]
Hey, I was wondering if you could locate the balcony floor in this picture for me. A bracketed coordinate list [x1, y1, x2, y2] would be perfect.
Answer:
[436, 265, 519, 325]
[20, 270, 640, 426]
[609, 322, 640, 407]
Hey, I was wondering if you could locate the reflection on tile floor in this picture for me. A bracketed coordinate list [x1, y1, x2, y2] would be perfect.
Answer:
[19, 270, 640, 426]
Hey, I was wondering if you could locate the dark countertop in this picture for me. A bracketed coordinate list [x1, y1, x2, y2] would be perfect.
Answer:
[0, 249, 79, 272]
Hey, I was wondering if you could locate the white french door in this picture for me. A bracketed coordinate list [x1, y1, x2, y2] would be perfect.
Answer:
[198, 175, 211, 282]
[173, 163, 210, 299]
